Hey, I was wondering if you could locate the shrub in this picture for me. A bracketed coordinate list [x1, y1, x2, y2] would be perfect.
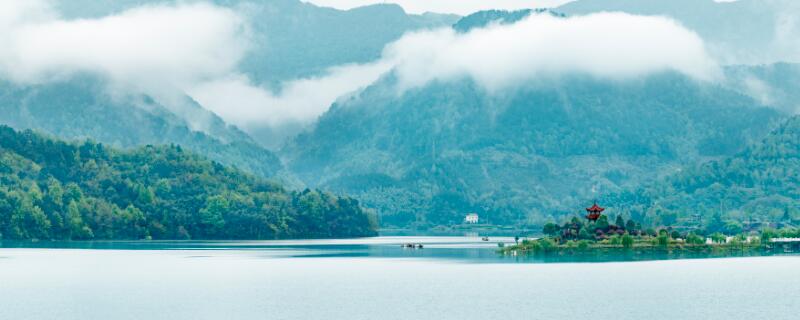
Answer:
[621, 234, 634, 249]
[686, 233, 705, 245]
[657, 235, 669, 247]
[577, 240, 590, 251]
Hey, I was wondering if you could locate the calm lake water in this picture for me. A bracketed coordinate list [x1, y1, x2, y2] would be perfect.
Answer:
[1, 236, 799, 319]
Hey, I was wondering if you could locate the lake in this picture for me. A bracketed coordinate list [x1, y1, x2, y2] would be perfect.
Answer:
[1, 236, 799, 319]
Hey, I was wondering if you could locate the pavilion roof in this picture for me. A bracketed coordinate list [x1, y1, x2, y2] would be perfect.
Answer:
[586, 203, 605, 213]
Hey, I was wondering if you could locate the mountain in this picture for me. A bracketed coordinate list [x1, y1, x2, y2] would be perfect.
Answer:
[283, 72, 783, 227]
[6, 0, 459, 157]
[452, 9, 564, 33]
[724, 62, 800, 114]
[53, 0, 460, 86]
[604, 115, 800, 231]
[557, 0, 800, 65]
[0, 125, 377, 240]
[234, 0, 459, 86]
[0, 78, 283, 178]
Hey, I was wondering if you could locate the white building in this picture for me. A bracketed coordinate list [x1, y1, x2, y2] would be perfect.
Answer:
[464, 213, 479, 224]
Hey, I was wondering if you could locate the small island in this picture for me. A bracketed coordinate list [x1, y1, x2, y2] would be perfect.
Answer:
[501, 202, 800, 260]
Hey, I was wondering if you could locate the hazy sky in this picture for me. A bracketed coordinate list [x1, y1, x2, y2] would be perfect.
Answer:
[302, 0, 576, 15]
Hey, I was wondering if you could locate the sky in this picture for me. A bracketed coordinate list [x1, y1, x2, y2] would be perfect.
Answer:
[302, 0, 576, 15]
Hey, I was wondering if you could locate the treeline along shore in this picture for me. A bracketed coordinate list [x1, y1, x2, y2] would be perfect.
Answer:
[0, 126, 377, 241]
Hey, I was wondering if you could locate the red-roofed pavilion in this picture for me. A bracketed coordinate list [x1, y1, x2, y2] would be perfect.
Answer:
[585, 202, 605, 221]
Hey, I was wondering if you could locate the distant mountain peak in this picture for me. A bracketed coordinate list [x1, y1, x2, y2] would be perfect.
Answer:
[452, 8, 565, 33]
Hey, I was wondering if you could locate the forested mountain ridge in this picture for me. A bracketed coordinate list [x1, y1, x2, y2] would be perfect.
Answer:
[283, 72, 782, 227]
[452, 9, 564, 33]
[0, 126, 377, 240]
[604, 115, 800, 231]
[0, 78, 283, 178]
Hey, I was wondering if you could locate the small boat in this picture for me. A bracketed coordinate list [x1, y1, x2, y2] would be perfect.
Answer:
[482, 237, 489, 241]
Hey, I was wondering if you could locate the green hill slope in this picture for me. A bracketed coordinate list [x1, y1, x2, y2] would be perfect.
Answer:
[283, 73, 782, 227]
[605, 116, 800, 230]
[0, 78, 283, 178]
[0, 126, 377, 240]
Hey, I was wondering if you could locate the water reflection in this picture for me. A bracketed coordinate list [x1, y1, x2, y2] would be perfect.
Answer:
[2, 236, 796, 263]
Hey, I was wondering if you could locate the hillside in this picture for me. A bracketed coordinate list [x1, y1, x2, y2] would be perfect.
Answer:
[0, 78, 283, 178]
[604, 116, 800, 231]
[283, 72, 782, 227]
[0, 126, 377, 240]
[724, 63, 800, 114]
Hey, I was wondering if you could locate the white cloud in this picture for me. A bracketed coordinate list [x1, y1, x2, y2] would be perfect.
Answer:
[303, 0, 576, 15]
[0, 0, 247, 96]
[0, 0, 392, 138]
[188, 61, 392, 128]
[0, 2, 722, 145]
[383, 12, 720, 92]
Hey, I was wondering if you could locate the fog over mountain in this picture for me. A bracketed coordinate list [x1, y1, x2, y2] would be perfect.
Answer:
[558, 0, 800, 66]
[280, 6, 799, 227]
[0, 0, 456, 147]
[1, 0, 799, 228]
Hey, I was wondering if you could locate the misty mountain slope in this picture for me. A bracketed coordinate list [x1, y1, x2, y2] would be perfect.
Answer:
[236, 0, 459, 86]
[724, 63, 800, 114]
[0, 78, 283, 178]
[557, 0, 800, 65]
[604, 115, 800, 229]
[54, 0, 459, 86]
[283, 73, 782, 227]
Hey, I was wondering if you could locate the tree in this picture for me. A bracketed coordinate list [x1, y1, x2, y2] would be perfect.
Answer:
[609, 234, 621, 245]
[578, 228, 592, 240]
[66, 201, 93, 240]
[615, 215, 625, 228]
[686, 233, 704, 245]
[710, 232, 727, 244]
[12, 199, 51, 240]
[656, 235, 669, 247]
[707, 212, 725, 233]
[724, 221, 743, 235]
[542, 222, 559, 236]
[595, 215, 609, 230]
[0, 125, 377, 240]
[760, 228, 779, 242]
[577, 240, 590, 251]
[199, 195, 228, 236]
[626, 219, 636, 232]
[621, 234, 634, 249]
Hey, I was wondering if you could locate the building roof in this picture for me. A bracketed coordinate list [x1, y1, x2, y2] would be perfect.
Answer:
[586, 203, 605, 213]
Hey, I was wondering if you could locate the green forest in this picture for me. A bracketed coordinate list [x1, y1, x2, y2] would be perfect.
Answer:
[284, 72, 781, 227]
[0, 126, 377, 240]
[605, 116, 800, 231]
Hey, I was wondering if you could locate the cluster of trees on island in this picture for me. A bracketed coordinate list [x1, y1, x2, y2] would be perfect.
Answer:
[504, 212, 800, 254]
[0, 126, 378, 241]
